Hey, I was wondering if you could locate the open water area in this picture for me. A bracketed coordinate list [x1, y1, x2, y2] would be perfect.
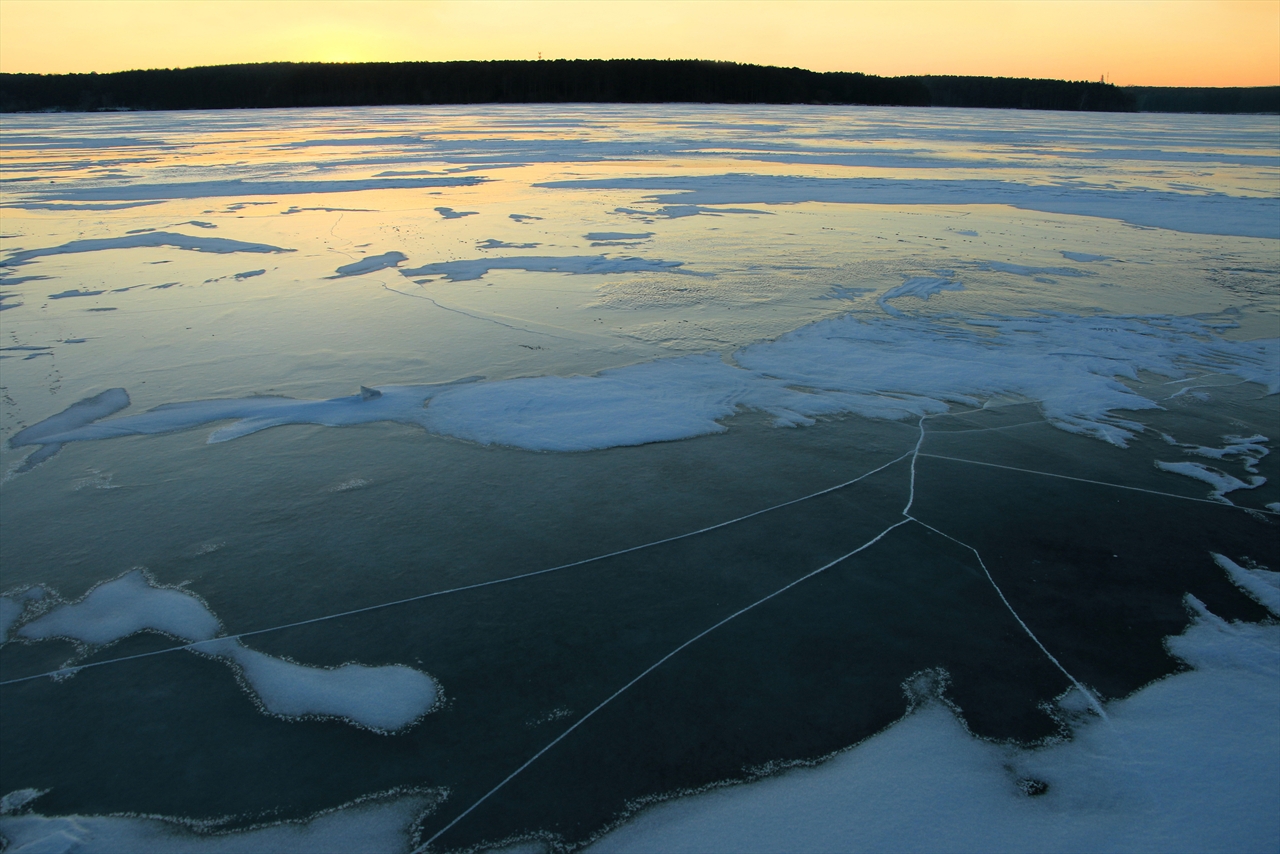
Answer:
[0, 104, 1277, 852]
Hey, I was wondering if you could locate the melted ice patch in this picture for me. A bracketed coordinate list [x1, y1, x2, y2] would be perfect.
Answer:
[589, 595, 1280, 854]
[15, 572, 439, 733]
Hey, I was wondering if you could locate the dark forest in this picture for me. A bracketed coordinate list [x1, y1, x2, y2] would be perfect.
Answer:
[1, 60, 1274, 114]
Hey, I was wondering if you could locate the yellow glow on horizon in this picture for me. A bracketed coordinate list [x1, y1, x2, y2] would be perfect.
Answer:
[0, 0, 1276, 87]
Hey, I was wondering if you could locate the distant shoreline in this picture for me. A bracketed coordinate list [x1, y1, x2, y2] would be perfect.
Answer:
[2, 60, 1276, 115]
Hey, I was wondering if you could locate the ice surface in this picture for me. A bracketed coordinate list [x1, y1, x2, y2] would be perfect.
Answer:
[541, 175, 1280, 239]
[399, 255, 693, 282]
[1, 232, 293, 268]
[14, 571, 438, 732]
[590, 597, 1280, 854]
[1, 106, 1276, 849]
[0, 791, 436, 854]
[1212, 554, 1280, 617]
[1153, 461, 1265, 502]
[332, 251, 407, 278]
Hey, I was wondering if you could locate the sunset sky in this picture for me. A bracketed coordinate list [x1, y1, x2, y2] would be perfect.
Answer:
[1, 0, 1276, 87]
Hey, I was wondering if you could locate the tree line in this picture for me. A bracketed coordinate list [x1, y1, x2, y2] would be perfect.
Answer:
[0, 60, 1272, 114]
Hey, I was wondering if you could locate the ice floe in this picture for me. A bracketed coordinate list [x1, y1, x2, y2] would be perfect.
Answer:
[13, 571, 439, 733]
[1, 232, 293, 268]
[589, 590, 1280, 854]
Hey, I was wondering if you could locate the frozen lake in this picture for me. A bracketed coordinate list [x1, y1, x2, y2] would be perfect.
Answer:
[0, 104, 1277, 853]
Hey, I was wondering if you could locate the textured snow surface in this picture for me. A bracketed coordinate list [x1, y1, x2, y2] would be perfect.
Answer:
[591, 597, 1280, 854]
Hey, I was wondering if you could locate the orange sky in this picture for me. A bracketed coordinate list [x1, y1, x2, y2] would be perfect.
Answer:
[1, 0, 1276, 86]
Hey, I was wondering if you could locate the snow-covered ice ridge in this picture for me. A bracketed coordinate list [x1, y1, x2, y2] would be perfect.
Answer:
[2, 571, 439, 733]
[10, 312, 1277, 468]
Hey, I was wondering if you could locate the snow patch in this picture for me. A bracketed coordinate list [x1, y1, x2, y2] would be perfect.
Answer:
[1153, 460, 1265, 502]
[15, 571, 439, 732]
